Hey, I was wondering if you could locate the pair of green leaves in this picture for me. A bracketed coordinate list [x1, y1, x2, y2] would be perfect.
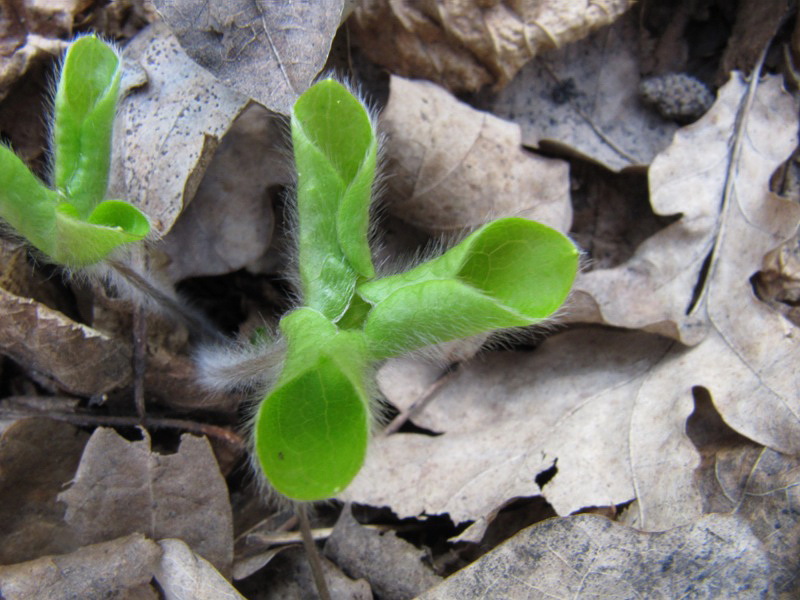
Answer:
[254, 79, 579, 501]
[0, 35, 149, 268]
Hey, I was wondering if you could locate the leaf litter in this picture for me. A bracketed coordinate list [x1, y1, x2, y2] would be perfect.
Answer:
[1, 2, 800, 597]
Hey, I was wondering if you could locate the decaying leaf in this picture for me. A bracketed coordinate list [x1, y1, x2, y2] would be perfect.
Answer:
[158, 104, 284, 282]
[491, 10, 678, 171]
[382, 76, 571, 233]
[155, 0, 346, 115]
[58, 428, 234, 576]
[108, 22, 250, 235]
[351, 0, 634, 94]
[324, 505, 442, 599]
[342, 328, 702, 534]
[0, 418, 88, 565]
[569, 73, 800, 344]
[0, 2, 74, 101]
[420, 513, 772, 598]
[155, 539, 245, 600]
[0, 285, 131, 395]
[0, 533, 161, 600]
[238, 546, 373, 600]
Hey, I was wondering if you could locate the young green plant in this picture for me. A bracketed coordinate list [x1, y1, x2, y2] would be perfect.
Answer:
[251, 79, 579, 502]
[0, 35, 149, 268]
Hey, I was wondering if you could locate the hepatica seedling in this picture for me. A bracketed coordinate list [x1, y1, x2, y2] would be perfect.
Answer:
[253, 79, 580, 502]
[0, 35, 149, 268]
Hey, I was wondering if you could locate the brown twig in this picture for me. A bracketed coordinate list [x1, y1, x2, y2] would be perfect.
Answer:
[0, 402, 246, 450]
[383, 363, 460, 435]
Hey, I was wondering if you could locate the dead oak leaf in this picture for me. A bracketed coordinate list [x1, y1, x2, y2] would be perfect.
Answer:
[351, 0, 634, 94]
[108, 22, 250, 236]
[570, 73, 800, 345]
[420, 514, 772, 598]
[382, 76, 571, 233]
[155, 0, 345, 115]
[58, 428, 234, 577]
[341, 328, 703, 535]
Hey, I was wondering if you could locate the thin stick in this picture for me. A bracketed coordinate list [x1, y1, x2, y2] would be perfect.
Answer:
[297, 504, 331, 600]
[0, 403, 246, 450]
[383, 363, 460, 435]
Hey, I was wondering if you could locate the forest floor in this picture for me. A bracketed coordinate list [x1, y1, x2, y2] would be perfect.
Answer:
[0, 0, 799, 598]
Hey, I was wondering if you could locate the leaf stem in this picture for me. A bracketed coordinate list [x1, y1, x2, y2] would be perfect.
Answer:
[297, 504, 332, 600]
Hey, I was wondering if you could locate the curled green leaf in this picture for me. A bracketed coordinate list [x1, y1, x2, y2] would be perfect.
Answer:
[358, 218, 580, 358]
[253, 308, 371, 501]
[292, 78, 377, 320]
[54, 34, 122, 216]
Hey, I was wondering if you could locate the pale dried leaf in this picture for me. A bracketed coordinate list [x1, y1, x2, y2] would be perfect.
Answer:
[341, 328, 702, 532]
[323, 505, 442, 599]
[0, 418, 88, 564]
[158, 104, 284, 282]
[58, 428, 234, 576]
[351, 0, 634, 93]
[108, 22, 249, 235]
[239, 546, 373, 600]
[0, 286, 131, 395]
[0, 1, 79, 101]
[155, 0, 345, 115]
[382, 76, 571, 233]
[569, 73, 800, 344]
[155, 539, 245, 600]
[420, 514, 772, 599]
[0, 533, 161, 600]
[491, 10, 678, 171]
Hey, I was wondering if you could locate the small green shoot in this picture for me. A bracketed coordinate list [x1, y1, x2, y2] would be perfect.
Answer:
[0, 35, 150, 268]
[253, 79, 580, 502]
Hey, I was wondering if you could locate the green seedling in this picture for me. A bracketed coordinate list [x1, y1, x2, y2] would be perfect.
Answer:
[251, 79, 580, 502]
[0, 35, 149, 268]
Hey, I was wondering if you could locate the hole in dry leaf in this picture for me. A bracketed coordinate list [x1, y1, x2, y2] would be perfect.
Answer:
[535, 459, 558, 488]
[685, 247, 713, 314]
[687, 385, 752, 451]
[568, 160, 680, 270]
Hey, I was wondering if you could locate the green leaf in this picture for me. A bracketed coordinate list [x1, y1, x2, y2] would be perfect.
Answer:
[53, 34, 121, 217]
[0, 144, 58, 255]
[52, 200, 149, 267]
[292, 79, 377, 320]
[253, 308, 371, 501]
[358, 218, 580, 358]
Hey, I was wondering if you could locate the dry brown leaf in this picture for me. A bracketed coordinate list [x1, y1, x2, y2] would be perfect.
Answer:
[159, 104, 287, 282]
[108, 22, 250, 235]
[0, 1, 75, 101]
[323, 505, 442, 599]
[155, 539, 245, 600]
[351, 0, 633, 94]
[238, 545, 373, 600]
[58, 428, 234, 576]
[341, 328, 702, 534]
[0, 533, 161, 600]
[382, 76, 571, 233]
[419, 513, 772, 598]
[690, 401, 800, 599]
[491, 10, 678, 171]
[569, 73, 800, 344]
[155, 0, 345, 115]
[0, 418, 88, 565]
[0, 285, 131, 395]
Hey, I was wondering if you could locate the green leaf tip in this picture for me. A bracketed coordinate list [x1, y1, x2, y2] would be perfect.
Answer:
[292, 78, 378, 319]
[0, 35, 149, 268]
[359, 218, 579, 358]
